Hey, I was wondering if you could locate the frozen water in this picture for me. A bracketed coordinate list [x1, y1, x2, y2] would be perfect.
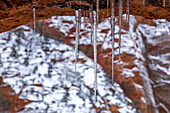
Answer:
[93, 10, 98, 102]
[110, 0, 115, 83]
[74, 10, 81, 71]
[118, 0, 123, 61]
[33, 8, 36, 32]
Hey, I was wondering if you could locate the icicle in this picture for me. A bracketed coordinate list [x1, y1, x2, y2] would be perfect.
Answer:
[90, 5, 93, 44]
[79, 1, 82, 36]
[96, 0, 99, 25]
[126, 0, 129, 29]
[78, 9, 81, 36]
[70, 0, 71, 6]
[33, 8, 36, 32]
[118, 0, 123, 61]
[107, 0, 109, 17]
[93, 10, 97, 102]
[84, 11, 86, 21]
[143, 0, 145, 5]
[86, 9, 88, 19]
[102, 10, 105, 22]
[74, 10, 80, 71]
[163, 0, 165, 7]
[111, 0, 115, 83]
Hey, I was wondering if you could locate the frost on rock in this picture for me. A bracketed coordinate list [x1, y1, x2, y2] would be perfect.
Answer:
[46, 7, 170, 113]
[1, 1, 169, 110]
[48, 11, 169, 112]
[137, 19, 170, 113]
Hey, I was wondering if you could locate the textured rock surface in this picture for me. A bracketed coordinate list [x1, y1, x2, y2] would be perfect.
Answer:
[143, 33, 170, 113]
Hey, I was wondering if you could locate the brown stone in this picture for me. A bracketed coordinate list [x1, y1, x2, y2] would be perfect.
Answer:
[0, 0, 170, 33]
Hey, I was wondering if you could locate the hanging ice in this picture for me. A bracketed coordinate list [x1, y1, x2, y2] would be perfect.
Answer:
[143, 0, 145, 5]
[102, 10, 105, 22]
[96, 0, 99, 25]
[74, 10, 80, 71]
[90, 5, 93, 44]
[84, 11, 85, 20]
[118, 0, 123, 61]
[126, 0, 129, 29]
[33, 8, 36, 32]
[93, 10, 98, 102]
[111, 0, 115, 83]
[107, 0, 109, 17]
[86, 9, 88, 19]
[79, 9, 81, 34]
[163, 0, 165, 7]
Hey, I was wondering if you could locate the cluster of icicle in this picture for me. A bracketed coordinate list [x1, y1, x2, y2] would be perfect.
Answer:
[31, 0, 167, 101]
[74, 0, 130, 101]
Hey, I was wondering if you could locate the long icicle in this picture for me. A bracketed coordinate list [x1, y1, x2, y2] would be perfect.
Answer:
[79, 9, 81, 36]
[84, 11, 86, 21]
[90, 5, 93, 44]
[111, 0, 115, 83]
[102, 10, 105, 22]
[163, 0, 165, 7]
[118, 0, 123, 61]
[93, 10, 97, 102]
[107, 0, 109, 17]
[74, 10, 80, 71]
[33, 8, 36, 32]
[96, 0, 99, 25]
[143, 0, 145, 5]
[126, 0, 129, 29]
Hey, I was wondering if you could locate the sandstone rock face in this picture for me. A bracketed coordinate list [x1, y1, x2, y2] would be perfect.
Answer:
[0, 14, 169, 113]
[0, 24, 138, 113]
[26, 15, 169, 113]
[143, 31, 170, 113]
[0, 0, 169, 113]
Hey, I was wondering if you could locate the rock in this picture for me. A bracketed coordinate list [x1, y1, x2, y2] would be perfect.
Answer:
[0, 0, 170, 33]
[30, 16, 162, 112]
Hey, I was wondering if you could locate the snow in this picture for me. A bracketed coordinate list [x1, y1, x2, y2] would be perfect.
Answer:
[121, 68, 135, 77]
[138, 19, 170, 77]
